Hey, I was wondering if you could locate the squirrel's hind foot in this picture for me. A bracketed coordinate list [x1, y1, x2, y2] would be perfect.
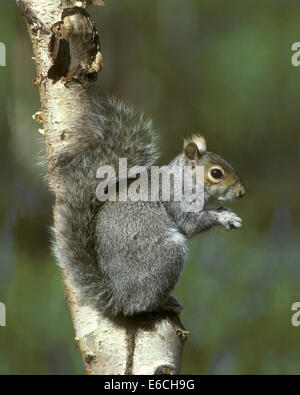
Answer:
[160, 296, 183, 315]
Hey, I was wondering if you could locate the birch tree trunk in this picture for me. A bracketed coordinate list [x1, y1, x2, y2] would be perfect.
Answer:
[16, 0, 188, 374]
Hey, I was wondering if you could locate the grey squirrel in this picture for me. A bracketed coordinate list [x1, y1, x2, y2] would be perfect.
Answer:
[52, 96, 246, 317]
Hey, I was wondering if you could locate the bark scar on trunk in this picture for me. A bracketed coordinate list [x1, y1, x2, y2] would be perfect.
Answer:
[48, 6, 102, 84]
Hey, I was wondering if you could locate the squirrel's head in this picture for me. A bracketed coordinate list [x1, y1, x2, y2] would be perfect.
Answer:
[183, 135, 246, 203]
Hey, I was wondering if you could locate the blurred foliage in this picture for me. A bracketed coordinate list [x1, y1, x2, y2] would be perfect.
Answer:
[0, 0, 300, 374]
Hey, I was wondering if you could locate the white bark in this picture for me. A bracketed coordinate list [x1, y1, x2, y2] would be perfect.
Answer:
[17, 0, 188, 374]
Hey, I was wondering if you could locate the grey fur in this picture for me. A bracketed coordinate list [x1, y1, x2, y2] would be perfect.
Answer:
[52, 96, 245, 317]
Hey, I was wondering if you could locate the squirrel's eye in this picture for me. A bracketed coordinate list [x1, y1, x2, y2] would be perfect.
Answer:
[209, 167, 224, 182]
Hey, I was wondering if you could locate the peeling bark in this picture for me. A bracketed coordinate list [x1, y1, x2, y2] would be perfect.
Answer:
[17, 0, 188, 374]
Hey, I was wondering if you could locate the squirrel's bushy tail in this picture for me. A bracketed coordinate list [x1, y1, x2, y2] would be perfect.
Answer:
[51, 97, 159, 313]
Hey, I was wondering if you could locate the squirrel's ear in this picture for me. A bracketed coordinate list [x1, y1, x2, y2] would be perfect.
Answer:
[184, 135, 206, 160]
[184, 142, 201, 160]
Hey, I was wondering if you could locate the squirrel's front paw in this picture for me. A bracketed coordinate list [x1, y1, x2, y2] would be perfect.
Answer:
[215, 207, 242, 231]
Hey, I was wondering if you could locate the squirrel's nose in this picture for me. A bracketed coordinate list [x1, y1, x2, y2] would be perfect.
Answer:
[238, 185, 247, 198]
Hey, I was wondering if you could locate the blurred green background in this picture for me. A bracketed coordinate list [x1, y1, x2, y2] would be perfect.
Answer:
[0, 0, 300, 374]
